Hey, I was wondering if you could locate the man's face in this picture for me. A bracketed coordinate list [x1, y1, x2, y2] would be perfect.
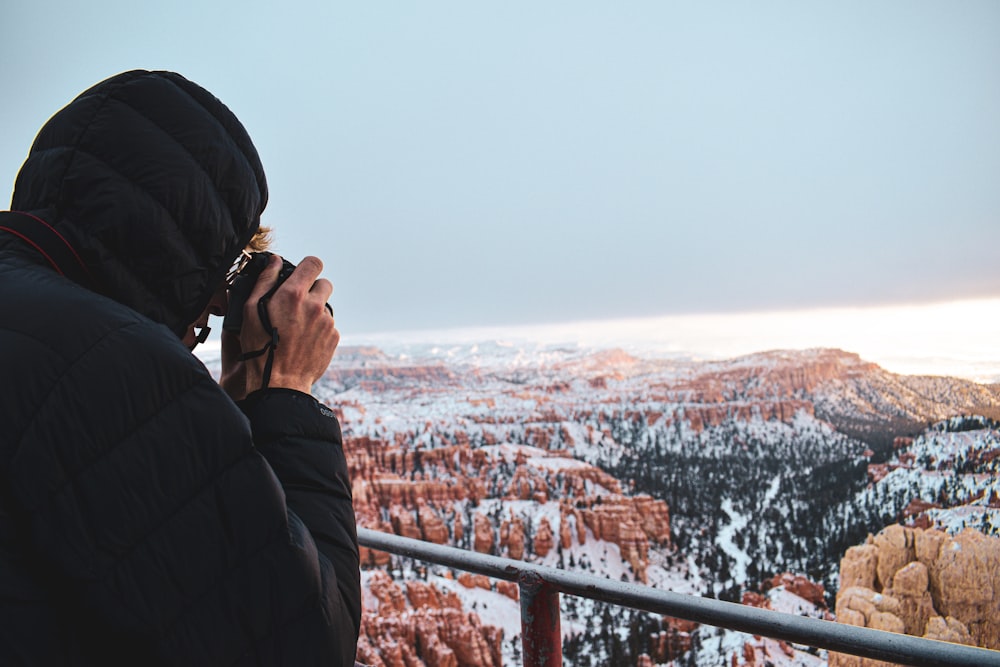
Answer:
[183, 282, 229, 350]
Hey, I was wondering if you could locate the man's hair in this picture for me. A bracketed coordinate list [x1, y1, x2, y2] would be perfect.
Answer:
[247, 226, 273, 253]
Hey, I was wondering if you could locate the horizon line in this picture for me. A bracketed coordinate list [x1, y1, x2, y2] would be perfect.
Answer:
[345, 297, 1000, 384]
[193, 296, 1000, 384]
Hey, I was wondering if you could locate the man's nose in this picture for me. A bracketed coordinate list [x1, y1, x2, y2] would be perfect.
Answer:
[209, 285, 229, 317]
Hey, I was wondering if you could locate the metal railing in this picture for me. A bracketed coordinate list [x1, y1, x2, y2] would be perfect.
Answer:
[358, 528, 1000, 667]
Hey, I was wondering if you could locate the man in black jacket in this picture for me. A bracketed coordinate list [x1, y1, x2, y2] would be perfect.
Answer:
[0, 71, 361, 665]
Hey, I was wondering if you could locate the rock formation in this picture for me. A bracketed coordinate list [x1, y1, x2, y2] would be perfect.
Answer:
[734, 637, 797, 667]
[359, 571, 502, 667]
[762, 572, 828, 609]
[533, 516, 554, 557]
[499, 514, 525, 560]
[472, 512, 494, 554]
[830, 525, 1000, 667]
[645, 617, 699, 663]
[305, 344, 1000, 665]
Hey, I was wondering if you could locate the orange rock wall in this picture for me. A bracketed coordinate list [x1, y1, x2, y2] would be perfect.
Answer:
[359, 571, 502, 667]
[831, 525, 1000, 666]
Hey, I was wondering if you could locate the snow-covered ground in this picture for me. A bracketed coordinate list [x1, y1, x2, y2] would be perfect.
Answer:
[860, 420, 1000, 537]
[717, 498, 752, 586]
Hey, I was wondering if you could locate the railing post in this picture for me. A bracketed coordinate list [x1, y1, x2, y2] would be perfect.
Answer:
[519, 570, 562, 667]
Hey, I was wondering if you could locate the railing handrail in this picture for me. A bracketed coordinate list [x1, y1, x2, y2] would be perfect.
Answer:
[358, 527, 1000, 667]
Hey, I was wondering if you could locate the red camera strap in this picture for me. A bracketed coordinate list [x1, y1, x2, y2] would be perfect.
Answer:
[0, 211, 97, 290]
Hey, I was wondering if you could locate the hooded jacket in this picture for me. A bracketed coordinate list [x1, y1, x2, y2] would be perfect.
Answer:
[0, 71, 360, 665]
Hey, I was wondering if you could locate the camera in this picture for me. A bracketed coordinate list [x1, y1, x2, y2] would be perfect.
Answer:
[222, 251, 296, 332]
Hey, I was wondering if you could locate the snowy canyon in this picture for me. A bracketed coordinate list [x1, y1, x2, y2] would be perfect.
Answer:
[200, 342, 1000, 665]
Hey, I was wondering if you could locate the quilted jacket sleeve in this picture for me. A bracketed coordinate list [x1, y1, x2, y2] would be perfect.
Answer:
[10, 319, 360, 666]
[237, 388, 362, 664]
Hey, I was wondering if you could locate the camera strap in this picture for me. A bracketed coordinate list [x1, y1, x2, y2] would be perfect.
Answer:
[0, 211, 97, 290]
[238, 281, 284, 391]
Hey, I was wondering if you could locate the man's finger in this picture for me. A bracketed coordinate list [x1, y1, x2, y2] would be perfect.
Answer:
[281, 256, 323, 292]
[309, 278, 334, 303]
[246, 254, 284, 303]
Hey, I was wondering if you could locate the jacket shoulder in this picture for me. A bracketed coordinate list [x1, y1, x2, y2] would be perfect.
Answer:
[0, 257, 226, 468]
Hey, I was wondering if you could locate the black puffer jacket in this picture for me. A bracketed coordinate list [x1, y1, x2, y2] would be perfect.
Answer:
[0, 71, 360, 665]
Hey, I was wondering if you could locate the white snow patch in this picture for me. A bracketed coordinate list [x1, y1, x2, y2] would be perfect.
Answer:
[718, 498, 752, 585]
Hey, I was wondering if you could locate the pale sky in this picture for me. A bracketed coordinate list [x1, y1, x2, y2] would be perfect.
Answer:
[2, 1, 999, 335]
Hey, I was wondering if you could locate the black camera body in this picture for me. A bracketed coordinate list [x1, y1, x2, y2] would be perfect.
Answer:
[222, 251, 296, 332]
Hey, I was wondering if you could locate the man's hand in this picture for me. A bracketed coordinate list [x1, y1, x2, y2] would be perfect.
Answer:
[222, 254, 339, 398]
[219, 328, 248, 400]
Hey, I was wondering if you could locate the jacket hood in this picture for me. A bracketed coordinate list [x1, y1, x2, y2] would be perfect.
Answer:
[10, 70, 267, 336]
